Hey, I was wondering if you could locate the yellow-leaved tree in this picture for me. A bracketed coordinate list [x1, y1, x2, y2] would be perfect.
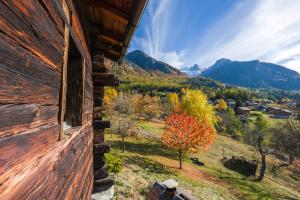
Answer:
[181, 89, 217, 127]
[216, 99, 228, 111]
[167, 93, 179, 111]
[103, 87, 118, 106]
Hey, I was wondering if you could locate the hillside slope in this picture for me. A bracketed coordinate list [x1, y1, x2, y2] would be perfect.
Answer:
[125, 50, 184, 75]
[202, 59, 300, 90]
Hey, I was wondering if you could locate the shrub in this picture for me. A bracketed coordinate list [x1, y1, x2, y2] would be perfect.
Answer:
[105, 153, 122, 173]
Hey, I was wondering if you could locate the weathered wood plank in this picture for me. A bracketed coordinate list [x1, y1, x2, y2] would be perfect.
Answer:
[39, 0, 65, 35]
[0, 67, 59, 105]
[62, 145, 93, 200]
[0, 124, 59, 177]
[0, 104, 58, 139]
[93, 77, 119, 87]
[94, 143, 110, 154]
[0, 1, 63, 70]
[0, 125, 93, 200]
[93, 177, 115, 193]
[59, 20, 70, 140]
[93, 120, 111, 130]
[0, 32, 60, 88]
[56, 0, 92, 67]
[38, 127, 93, 200]
[82, 60, 87, 121]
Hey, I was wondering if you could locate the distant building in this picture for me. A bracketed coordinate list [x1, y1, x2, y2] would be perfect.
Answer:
[236, 107, 251, 116]
[255, 105, 267, 112]
[261, 99, 274, 105]
[227, 99, 236, 108]
[266, 107, 293, 119]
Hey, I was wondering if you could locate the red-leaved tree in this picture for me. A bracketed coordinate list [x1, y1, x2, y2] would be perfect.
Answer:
[162, 111, 216, 169]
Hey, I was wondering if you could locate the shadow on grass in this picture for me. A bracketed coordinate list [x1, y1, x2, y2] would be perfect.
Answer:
[108, 140, 178, 160]
[212, 168, 298, 200]
[124, 155, 176, 176]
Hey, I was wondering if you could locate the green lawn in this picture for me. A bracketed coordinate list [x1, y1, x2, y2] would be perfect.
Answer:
[135, 120, 165, 137]
[105, 120, 300, 200]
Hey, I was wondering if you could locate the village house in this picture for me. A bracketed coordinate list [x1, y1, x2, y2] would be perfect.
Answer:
[235, 107, 251, 116]
[266, 107, 293, 119]
[0, 0, 147, 199]
[227, 99, 236, 108]
[261, 99, 274, 105]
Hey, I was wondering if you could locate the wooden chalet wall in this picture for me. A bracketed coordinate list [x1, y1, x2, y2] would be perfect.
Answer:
[0, 0, 94, 199]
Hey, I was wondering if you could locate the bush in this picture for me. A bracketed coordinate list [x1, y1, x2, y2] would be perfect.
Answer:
[105, 153, 122, 173]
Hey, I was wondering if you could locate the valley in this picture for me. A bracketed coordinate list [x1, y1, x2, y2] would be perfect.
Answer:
[101, 50, 300, 200]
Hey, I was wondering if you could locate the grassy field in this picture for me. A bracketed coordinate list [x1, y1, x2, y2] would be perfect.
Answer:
[105, 120, 300, 200]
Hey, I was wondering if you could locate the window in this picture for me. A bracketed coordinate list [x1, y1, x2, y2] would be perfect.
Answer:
[59, 35, 83, 136]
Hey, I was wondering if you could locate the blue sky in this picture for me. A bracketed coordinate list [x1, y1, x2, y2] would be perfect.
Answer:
[129, 0, 300, 73]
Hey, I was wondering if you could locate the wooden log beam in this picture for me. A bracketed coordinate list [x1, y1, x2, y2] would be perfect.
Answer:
[90, 25, 124, 46]
[94, 167, 108, 180]
[92, 40, 123, 53]
[0, 67, 59, 105]
[93, 121, 111, 130]
[93, 143, 110, 155]
[93, 76, 119, 87]
[92, 73, 116, 80]
[92, 49, 120, 61]
[89, 0, 129, 24]
[93, 154, 105, 169]
[93, 97, 102, 107]
[92, 66, 108, 73]
[0, 104, 58, 139]
[93, 177, 115, 193]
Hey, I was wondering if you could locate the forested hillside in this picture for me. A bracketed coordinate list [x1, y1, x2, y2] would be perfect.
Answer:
[202, 58, 300, 90]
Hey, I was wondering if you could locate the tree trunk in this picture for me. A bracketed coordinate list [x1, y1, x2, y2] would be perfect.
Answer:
[179, 150, 183, 169]
[258, 154, 266, 181]
[257, 136, 266, 181]
[122, 135, 125, 153]
[288, 154, 295, 165]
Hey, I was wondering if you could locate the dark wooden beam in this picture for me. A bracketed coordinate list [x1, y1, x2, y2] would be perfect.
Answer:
[93, 177, 114, 193]
[92, 40, 123, 52]
[93, 97, 102, 107]
[89, 0, 129, 24]
[93, 78, 119, 87]
[92, 73, 116, 80]
[94, 143, 110, 154]
[91, 25, 124, 45]
[93, 121, 111, 130]
[92, 49, 120, 62]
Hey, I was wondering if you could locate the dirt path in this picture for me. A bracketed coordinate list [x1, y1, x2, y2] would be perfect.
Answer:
[150, 156, 244, 198]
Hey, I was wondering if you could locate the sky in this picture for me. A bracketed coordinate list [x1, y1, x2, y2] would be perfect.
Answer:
[129, 0, 300, 73]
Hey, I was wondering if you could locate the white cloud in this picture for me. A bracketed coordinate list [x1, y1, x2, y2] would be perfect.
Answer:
[190, 0, 300, 73]
[134, 0, 300, 73]
[159, 50, 187, 68]
[132, 0, 186, 69]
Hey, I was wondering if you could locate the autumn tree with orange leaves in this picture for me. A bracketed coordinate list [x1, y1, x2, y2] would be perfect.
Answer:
[162, 111, 216, 169]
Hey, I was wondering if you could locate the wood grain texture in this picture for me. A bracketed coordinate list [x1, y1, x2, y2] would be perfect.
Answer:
[59, 22, 70, 140]
[39, 0, 65, 35]
[0, 125, 93, 200]
[0, 124, 59, 178]
[0, 0, 105, 199]
[0, 0, 64, 70]
[0, 32, 61, 88]
[0, 104, 58, 139]
[0, 67, 59, 105]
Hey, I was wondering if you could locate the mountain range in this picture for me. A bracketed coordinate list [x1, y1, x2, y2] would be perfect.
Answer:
[181, 64, 207, 76]
[202, 58, 300, 91]
[118, 50, 300, 91]
[125, 50, 184, 75]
